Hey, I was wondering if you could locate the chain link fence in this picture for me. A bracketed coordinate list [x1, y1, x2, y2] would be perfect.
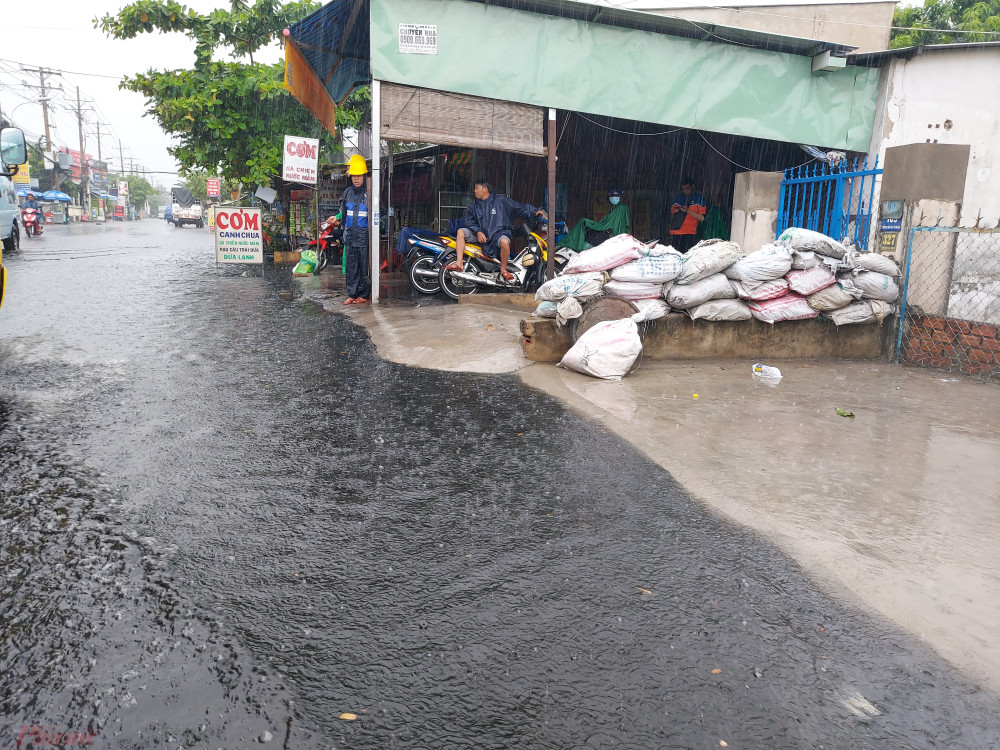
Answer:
[895, 227, 1000, 381]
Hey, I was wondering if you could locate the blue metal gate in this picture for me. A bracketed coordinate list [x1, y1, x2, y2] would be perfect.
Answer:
[777, 156, 882, 250]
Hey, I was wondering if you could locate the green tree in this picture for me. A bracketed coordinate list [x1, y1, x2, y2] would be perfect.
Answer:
[891, 0, 1000, 47]
[97, 0, 366, 187]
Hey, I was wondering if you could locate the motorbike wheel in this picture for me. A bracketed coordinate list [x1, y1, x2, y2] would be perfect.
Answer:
[23, 224, 32, 240]
[438, 259, 480, 301]
[2, 223, 19, 254]
[407, 255, 442, 295]
[316, 247, 329, 273]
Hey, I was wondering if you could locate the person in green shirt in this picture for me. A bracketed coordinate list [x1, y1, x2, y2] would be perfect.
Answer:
[558, 187, 631, 251]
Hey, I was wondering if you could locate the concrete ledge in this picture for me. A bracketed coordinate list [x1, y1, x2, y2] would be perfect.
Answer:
[521, 312, 892, 362]
[458, 292, 538, 313]
[273, 250, 302, 264]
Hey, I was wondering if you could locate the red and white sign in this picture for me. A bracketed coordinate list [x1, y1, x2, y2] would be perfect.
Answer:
[282, 135, 319, 185]
[206, 178, 221, 197]
[214, 207, 263, 265]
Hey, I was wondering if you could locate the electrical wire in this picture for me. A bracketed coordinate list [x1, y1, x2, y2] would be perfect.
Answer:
[695, 130, 816, 171]
[577, 112, 685, 136]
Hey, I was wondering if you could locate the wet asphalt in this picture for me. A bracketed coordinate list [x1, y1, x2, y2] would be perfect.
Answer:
[1, 221, 999, 749]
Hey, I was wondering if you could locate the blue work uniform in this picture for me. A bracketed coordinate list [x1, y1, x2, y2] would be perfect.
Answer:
[340, 184, 371, 299]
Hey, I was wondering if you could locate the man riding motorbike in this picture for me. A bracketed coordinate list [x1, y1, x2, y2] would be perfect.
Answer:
[22, 192, 44, 236]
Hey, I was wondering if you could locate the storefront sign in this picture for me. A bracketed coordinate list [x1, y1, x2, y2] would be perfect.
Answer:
[207, 178, 221, 197]
[399, 24, 437, 54]
[12, 161, 30, 187]
[214, 207, 263, 264]
[118, 180, 130, 204]
[283, 135, 319, 185]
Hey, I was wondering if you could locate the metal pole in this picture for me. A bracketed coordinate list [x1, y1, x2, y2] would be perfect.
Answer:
[313, 124, 322, 276]
[76, 86, 89, 219]
[387, 143, 394, 273]
[370, 79, 381, 303]
[546, 108, 557, 280]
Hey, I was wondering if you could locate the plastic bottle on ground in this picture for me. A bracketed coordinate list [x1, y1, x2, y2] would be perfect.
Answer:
[752, 363, 782, 379]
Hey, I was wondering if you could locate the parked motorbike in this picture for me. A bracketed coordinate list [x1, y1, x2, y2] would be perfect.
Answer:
[402, 229, 457, 295]
[308, 222, 343, 273]
[436, 218, 572, 301]
[21, 207, 42, 238]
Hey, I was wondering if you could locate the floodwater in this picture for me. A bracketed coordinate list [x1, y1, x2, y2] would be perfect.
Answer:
[2, 221, 999, 748]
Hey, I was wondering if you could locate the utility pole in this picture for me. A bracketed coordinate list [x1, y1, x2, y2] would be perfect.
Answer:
[74, 86, 90, 217]
[20, 66, 62, 150]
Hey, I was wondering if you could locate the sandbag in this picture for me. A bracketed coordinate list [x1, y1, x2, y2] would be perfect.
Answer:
[852, 270, 899, 302]
[557, 318, 643, 381]
[731, 277, 790, 301]
[806, 280, 862, 311]
[747, 293, 819, 324]
[535, 272, 605, 302]
[777, 227, 848, 260]
[674, 239, 742, 285]
[853, 252, 901, 277]
[603, 279, 664, 300]
[688, 298, 752, 322]
[631, 299, 670, 322]
[644, 243, 681, 257]
[724, 243, 793, 283]
[869, 299, 895, 323]
[666, 273, 736, 309]
[786, 266, 837, 296]
[610, 253, 683, 283]
[562, 234, 645, 274]
[826, 300, 878, 326]
[556, 297, 583, 327]
[533, 301, 558, 318]
[791, 249, 819, 270]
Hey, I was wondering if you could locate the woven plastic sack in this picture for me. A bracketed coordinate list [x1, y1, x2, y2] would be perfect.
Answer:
[562, 234, 645, 274]
[603, 279, 664, 300]
[826, 300, 877, 326]
[533, 301, 558, 318]
[806, 280, 862, 311]
[852, 270, 899, 302]
[791, 249, 819, 270]
[558, 318, 643, 381]
[556, 297, 583, 327]
[777, 227, 848, 260]
[747, 293, 819, 324]
[610, 253, 683, 283]
[674, 239, 742, 285]
[688, 298, 752, 322]
[853, 252, 901, 277]
[731, 278, 790, 301]
[724, 243, 793, 283]
[666, 273, 736, 309]
[786, 266, 837, 296]
[535, 272, 605, 302]
[630, 299, 670, 322]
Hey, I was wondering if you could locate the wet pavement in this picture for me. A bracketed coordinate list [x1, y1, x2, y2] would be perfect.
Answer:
[2, 221, 1000, 748]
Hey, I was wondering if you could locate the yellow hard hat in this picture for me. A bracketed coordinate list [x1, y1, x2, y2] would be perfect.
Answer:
[347, 154, 368, 175]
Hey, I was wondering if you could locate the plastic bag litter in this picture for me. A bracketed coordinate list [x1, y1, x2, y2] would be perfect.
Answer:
[666, 273, 736, 309]
[786, 266, 837, 296]
[791, 249, 819, 270]
[562, 234, 646, 274]
[688, 298, 753, 322]
[747, 293, 820, 324]
[535, 272, 605, 302]
[533, 301, 558, 318]
[731, 277, 790, 301]
[853, 252, 901, 277]
[603, 279, 664, 300]
[610, 253, 683, 283]
[777, 227, 848, 260]
[292, 249, 318, 276]
[558, 318, 643, 381]
[630, 299, 670, 322]
[674, 239, 742, 285]
[724, 243, 793, 283]
[826, 300, 894, 326]
[556, 297, 583, 326]
[806, 279, 863, 311]
[852, 270, 900, 302]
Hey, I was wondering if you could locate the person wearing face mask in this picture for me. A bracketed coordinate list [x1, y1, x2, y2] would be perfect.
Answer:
[557, 187, 631, 251]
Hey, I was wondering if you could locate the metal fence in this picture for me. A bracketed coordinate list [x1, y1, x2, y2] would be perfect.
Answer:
[895, 227, 1000, 381]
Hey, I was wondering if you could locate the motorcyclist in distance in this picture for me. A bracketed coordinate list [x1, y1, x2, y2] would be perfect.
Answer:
[22, 192, 44, 235]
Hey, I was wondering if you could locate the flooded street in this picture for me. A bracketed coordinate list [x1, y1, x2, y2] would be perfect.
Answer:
[2, 221, 999, 748]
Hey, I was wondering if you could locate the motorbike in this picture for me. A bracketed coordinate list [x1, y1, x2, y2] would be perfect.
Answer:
[21, 207, 42, 238]
[436, 218, 572, 301]
[307, 222, 343, 273]
[402, 229, 458, 295]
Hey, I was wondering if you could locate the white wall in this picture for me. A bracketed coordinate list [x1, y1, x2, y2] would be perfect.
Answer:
[870, 49, 1000, 227]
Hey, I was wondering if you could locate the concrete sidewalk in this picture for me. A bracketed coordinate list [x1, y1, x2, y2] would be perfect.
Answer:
[305, 274, 1000, 697]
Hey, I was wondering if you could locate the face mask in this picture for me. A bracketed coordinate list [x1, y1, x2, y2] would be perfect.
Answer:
[609, 197, 620, 206]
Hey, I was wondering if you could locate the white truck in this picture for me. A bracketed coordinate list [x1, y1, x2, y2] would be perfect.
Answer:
[169, 187, 204, 228]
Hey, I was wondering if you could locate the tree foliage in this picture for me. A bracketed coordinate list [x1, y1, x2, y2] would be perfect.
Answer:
[97, 0, 367, 187]
[891, 0, 1000, 47]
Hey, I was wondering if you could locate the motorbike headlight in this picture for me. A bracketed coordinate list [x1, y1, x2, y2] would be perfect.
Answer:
[522, 256, 535, 266]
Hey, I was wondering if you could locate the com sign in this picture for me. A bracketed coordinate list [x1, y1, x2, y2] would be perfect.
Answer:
[215, 207, 263, 264]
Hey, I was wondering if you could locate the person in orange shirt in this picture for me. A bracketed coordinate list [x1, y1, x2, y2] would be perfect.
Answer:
[669, 176, 706, 253]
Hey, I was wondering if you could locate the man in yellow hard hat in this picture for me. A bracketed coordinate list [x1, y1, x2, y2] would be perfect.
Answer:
[340, 154, 371, 304]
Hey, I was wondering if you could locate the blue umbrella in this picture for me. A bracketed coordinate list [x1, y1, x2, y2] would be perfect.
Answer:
[42, 190, 72, 202]
[16, 188, 28, 198]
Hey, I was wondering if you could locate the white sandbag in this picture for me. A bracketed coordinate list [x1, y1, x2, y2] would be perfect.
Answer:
[534, 272, 605, 302]
[644, 243, 681, 257]
[852, 270, 899, 302]
[853, 252, 901, 277]
[666, 273, 736, 309]
[674, 239, 742, 285]
[724, 243, 793, 283]
[806, 280, 862, 311]
[869, 299, 895, 323]
[786, 266, 837, 296]
[557, 318, 643, 381]
[631, 299, 670, 322]
[777, 227, 848, 260]
[688, 298, 752, 322]
[533, 301, 558, 318]
[603, 279, 664, 300]
[747, 293, 819, 324]
[562, 234, 646, 274]
[610, 253, 684, 283]
[731, 277, 790, 301]
[791, 249, 819, 270]
[555, 297, 583, 327]
[826, 300, 878, 325]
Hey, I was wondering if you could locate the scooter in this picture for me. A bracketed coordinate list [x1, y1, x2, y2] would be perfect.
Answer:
[21, 207, 42, 238]
[307, 222, 343, 273]
[403, 229, 457, 295]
